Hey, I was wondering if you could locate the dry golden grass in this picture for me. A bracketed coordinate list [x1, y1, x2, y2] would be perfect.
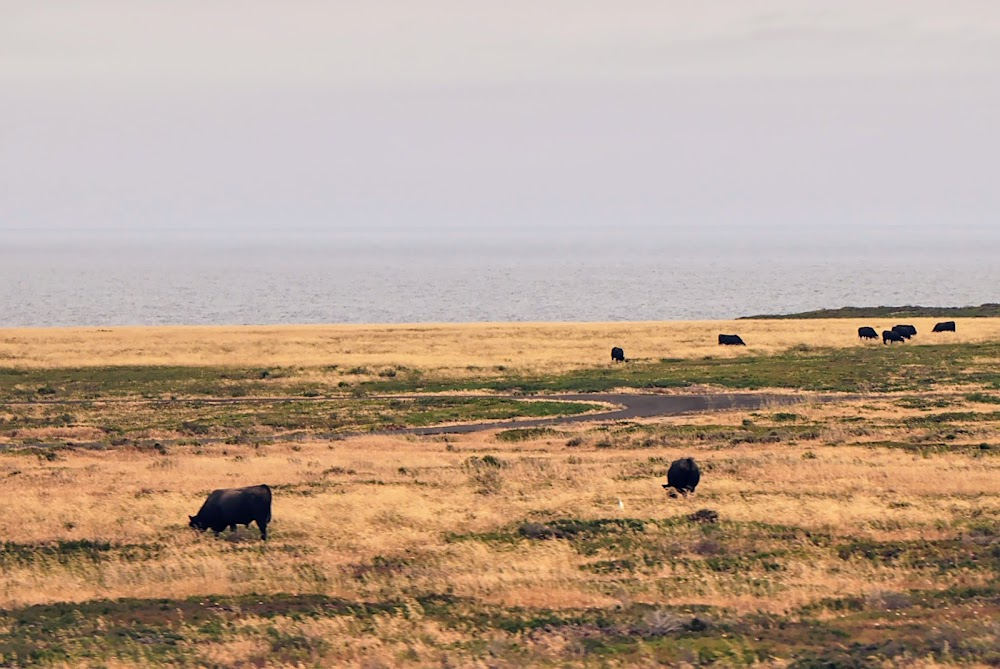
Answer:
[2, 318, 998, 374]
[2, 322, 999, 665]
[2, 395, 997, 617]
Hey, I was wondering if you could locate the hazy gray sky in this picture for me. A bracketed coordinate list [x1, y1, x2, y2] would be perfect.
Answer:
[2, 1, 999, 239]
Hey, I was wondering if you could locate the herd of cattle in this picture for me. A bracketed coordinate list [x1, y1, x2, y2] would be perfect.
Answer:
[611, 320, 959, 360]
[191, 320, 960, 541]
[860, 320, 956, 344]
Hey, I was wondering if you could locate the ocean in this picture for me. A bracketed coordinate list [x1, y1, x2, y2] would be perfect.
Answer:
[2, 227, 997, 327]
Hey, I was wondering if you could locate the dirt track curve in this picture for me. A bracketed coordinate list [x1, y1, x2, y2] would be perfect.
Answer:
[393, 392, 807, 436]
[6, 392, 814, 446]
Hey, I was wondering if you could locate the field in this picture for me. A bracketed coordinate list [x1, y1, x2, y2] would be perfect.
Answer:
[1, 320, 999, 667]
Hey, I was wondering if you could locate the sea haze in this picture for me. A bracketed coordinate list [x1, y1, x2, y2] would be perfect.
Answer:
[1, 226, 997, 327]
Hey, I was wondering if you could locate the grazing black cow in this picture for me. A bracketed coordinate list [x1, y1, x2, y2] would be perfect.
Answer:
[189, 484, 272, 540]
[662, 457, 700, 496]
[883, 329, 905, 344]
[890, 325, 913, 340]
[858, 326, 878, 341]
[718, 334, 746, 346]
[611, 346, 625, 362]
[933, 321, 956, 333]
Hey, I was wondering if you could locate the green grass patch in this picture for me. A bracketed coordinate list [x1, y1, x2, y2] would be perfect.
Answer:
[3, 341, 999, 403]
[966, 392, 1000, 404]
[452, 516, 832, 584]
[0, 397, 606, 445]
[903, 410, 1000, 426]
[360, 341, 1000, 394]
[495, 427, 565, 442]
[1, 586, 997, 666]
[894, 395, 955, 410]
[858, 440, 996, 456]
[0, 540, 162, 566]
[836, 537, 1000, 572]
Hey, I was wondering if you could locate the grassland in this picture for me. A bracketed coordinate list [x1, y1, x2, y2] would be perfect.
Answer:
[0, 320, 999, 667]
[3, 318, 998, 372]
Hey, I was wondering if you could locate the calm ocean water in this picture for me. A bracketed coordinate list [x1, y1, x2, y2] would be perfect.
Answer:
[2, 228, 998, 327]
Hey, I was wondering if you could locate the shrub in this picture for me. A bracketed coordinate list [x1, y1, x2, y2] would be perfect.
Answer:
[35, 449, 61, 462]
[865, 590, 912, 611]
[180, 421, 210, 435]
[463, 455, 506, 495]
[480, 455, 506, 468]
[692, 538, 724, 556]
[641, 610, 687, 635]
[519, 522, 560, 540]
[688, 509, 719, 524]
[497, 427, 558, 442]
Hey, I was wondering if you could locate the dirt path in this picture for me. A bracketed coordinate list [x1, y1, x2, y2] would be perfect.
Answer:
[392, 392, 807, 435]
[5, 392, 815, 447]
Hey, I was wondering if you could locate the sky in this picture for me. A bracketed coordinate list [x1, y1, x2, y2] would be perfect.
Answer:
[2, 1, 999, 243]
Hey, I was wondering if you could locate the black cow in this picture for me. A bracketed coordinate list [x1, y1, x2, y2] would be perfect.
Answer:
[858, 326, 878, 341]
[890, 326, 912, 340]
[662, 457, 700, 496]
[611, 346, 625, 362]
[718, 334, 746, 346]
[932, 321, 956, 333]
[883, 329, 905, 344]
[189, 484, 272, 540]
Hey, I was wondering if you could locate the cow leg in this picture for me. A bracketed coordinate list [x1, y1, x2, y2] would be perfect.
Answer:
[258, 520, 268, 540]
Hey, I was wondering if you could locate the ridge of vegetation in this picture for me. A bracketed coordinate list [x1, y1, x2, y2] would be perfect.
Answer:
[2, 341, 998, 404]
[2, 587, 998, 666]
[740, 303, 1000, 319]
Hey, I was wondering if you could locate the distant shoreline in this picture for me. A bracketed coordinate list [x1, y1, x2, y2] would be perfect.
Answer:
[739, 303, 1000, 320]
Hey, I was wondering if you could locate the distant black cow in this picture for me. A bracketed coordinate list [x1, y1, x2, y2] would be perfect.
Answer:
[718, 334, 746, 346]
[858, 326, 878, 341]
[611, 346, 625, 362]
[933, 321, 956, 333]
[189, 484, 272, 540]
[890, 326, 912, 340]
[883, 329, 905, 344]
[662, 457, 700, 496]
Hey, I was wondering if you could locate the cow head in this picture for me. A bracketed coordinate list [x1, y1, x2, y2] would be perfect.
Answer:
[189, 515, 207, 531]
